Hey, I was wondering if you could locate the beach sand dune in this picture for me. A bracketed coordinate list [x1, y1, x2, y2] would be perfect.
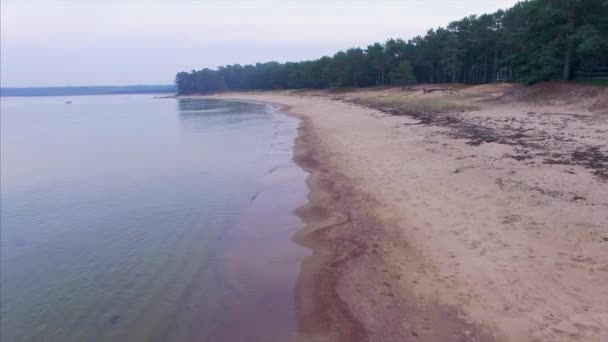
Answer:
[194, 83, 608, 341]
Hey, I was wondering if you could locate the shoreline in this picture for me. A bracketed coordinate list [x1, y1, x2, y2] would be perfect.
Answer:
[182, 85, 608, 341]
[166, 102, 309, 342]
[289, 109, 492, 341]
[290, 111, 369, 341]
[182, 94, 497, 340]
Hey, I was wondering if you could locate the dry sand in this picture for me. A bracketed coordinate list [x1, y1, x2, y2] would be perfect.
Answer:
[194, 83, 608, 341]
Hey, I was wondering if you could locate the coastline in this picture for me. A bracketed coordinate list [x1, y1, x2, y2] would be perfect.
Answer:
[182, 85, 608, 341]
[182, 94, 498, 341]
[165, 101, 309, 342]
[289, 109, 491, 341]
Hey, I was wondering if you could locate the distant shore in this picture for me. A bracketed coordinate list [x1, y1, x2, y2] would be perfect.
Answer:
[183, 83, 608, 341]
[0, 85, 176, 97]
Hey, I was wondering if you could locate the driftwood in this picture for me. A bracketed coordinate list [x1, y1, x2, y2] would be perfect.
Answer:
[423, 87, 459, 94]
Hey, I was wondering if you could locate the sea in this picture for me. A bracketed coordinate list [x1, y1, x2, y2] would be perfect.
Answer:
[0, 94, 309, 341]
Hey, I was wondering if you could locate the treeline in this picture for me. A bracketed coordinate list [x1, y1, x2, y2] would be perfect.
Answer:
[176, 0, 608, 94]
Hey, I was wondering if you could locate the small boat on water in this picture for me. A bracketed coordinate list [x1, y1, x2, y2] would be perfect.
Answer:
[65, 101, 72, 104]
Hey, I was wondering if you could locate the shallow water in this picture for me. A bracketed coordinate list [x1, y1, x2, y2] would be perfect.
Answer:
[0, 95, 309, 341]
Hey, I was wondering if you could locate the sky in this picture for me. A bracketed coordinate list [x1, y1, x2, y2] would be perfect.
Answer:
[1, 0, 518, 87]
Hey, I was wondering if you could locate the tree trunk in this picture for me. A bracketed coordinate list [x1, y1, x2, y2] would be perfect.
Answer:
[436, 63, 440, 84]
[483, 44, 489, 83]
[563, 0, 575, 81]
[563, 41, 573, 81]
[451, 48, 457, 83]
[492, 40, 499, 82]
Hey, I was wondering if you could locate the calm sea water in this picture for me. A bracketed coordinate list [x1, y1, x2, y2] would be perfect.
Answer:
[0, 95, 309, 341]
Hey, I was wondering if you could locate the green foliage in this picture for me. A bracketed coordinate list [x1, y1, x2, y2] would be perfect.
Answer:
[388, 61, 415, 84]
[175, 0, 608, 94]
[175, 69, 226, 94]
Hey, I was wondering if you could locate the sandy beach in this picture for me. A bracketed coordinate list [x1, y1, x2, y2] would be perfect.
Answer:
[195, 83, 608, 342]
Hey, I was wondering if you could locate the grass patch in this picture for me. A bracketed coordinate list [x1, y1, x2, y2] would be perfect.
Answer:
[288, 88, 313, 94]
[351, 94, 479, 115]
[574, 79, 608, 87]
[408, 97, 479, 113]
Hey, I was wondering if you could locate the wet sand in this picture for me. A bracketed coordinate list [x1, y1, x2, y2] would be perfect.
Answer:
[164, 104, 310, 342]
[197, 84, 608, 342]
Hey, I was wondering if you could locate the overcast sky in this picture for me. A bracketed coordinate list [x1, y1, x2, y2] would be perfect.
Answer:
[1, 0, 518, 87]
